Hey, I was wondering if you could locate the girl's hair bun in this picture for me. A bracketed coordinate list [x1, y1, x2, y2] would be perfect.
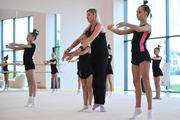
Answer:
[144, 0, 148, 5]
[33, 29, 39, 36]
[158, 45, 161, 48]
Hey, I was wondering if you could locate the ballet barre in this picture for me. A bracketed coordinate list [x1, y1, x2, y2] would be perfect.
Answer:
[0, 71, 64, 73]
[0, 63, 23, 66]
[35, 63, 63, 66]
[0, 63, 63, 66]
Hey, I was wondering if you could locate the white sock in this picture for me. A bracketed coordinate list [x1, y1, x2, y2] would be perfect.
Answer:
[25, 96, 32, 107]
[88, 105, 93, 112]
[29, 96, 33, 102]
[51, 89, 55, 93]
[147, 109, 154, 120]
[129, 108, 142, 119]
[33, 97, 36, 101]
[109, 92, 112, 97]
[32, 97, 36, 108]
[56, 89, 59, 93]
[76, 89, 80, 95]
[79, 105, 88, 112]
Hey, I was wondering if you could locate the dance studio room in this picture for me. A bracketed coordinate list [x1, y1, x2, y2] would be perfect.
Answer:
[0, 0, 180, 120]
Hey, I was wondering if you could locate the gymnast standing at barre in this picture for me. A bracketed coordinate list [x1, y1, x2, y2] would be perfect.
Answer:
[151, 45, 163, 100]
[3, 55, 9, 91]
[6, 29, 39, 108]
[44, 52, 59, 93]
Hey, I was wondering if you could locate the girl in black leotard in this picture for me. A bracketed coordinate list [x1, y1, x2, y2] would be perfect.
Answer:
[62, 8, 108, 112]
[6, 29, 39, 108]
[151, 45, 163, 100]
[44, 53, 59, 93]
[66, 34, 93, 112]
[108, 1, 154, 120]
[3, 55, 9, 91]
[106, 44, 113, 97]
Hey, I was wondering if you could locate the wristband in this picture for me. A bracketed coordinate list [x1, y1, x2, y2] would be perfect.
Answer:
[67, 47, 71, 51]
[79, 46, 84, 51]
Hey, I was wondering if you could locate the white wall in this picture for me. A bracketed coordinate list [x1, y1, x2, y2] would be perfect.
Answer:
[32, 13, 56, 88]
[33, 13, 47, 88]
[0, 0, 125, 90]
[45, 14, 56, 88]
[0, 9, 33, 20]
[113, 0, 125, 90]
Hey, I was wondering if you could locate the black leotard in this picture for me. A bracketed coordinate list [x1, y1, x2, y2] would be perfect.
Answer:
[23, 43, 36, 70]
[152, 56, 163, 77]
[49, 59, 58, 74]
[3, 61, 8, 75]
[131, 24, 151, 65]
[78, 51, 93, 79]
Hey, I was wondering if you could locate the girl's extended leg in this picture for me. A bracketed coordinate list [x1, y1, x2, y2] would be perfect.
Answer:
[4, 73, 9, 90]
[139, 61, 152, 110]
[28, 69, 36, 107]
[77, 76, 81, 95]
[52, 74, 55, 93]
[153, 76, 161, 99]
[55, 73, 59, 93]
[130, 64, 142, 119]
[140, 61, 153, 120]
[79, 78, 88, 112]
[132, 64, 141, 108]
[25, 71, 32, 107]
[108, 74, 113, 97]
[86, 74, 93, 111]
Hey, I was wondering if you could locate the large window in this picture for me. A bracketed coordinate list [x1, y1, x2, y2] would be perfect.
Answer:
[125, 0, 180, 92]
[168, 0, 180, 91]
[54, 14, 61, 65]
[169, 37, 180, 91]
[16, 17, 28, 44]
[3, 51, 14, 79]
[3, 19, 13, 50]
[1, 16, 33, 80]
[29, 16, 33, 32]
[127, 0, 166, 40]
[2, 19, 14, 78]
[147, 39, 166, 91]
[127, 38, 166, 91]
[16, 17, 28, 73]
[169, 0, 180, 36]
